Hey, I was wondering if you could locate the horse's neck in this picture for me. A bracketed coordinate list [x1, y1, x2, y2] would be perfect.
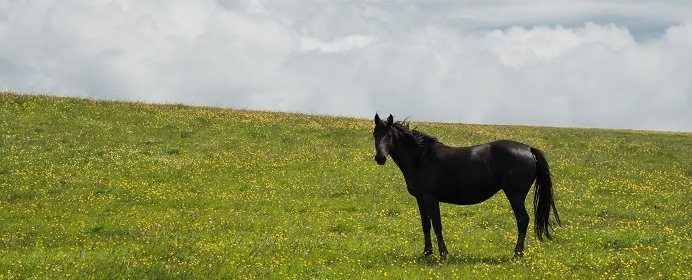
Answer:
[389, 138, 425, 175]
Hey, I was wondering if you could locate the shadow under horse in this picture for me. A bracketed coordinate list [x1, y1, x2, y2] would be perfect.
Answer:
[372, 114, 561, 258]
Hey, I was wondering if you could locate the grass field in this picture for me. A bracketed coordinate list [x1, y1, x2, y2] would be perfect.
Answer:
[1, 92, 691, 279]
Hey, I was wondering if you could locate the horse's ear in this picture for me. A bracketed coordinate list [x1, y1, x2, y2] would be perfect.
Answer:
[374, 113, 382, 125]
[387, 114, 394, 126]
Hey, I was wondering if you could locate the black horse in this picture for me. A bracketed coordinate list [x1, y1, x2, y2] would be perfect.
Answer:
[372, 114, 560, 258]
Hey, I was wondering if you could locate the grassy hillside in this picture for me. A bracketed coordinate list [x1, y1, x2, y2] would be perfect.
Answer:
[1, 92, 691, 279]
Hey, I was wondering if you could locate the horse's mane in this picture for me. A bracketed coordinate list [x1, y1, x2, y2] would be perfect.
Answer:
[391, 121, 440, 147]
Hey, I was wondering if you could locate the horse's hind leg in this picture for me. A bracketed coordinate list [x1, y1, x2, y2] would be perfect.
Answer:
[504, 191, 529, 257]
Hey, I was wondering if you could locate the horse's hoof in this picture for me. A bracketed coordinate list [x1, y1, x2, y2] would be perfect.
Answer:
[419, 250, 433, 259]
[513, 251, 524, 258]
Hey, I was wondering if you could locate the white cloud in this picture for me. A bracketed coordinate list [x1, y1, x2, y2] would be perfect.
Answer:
[300, 34, 376, 53]
[1, 0, 691, 131]
[480, 23, 635, 68]
[246, 0, 267, 15]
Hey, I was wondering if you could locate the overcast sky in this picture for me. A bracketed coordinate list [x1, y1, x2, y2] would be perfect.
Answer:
[1, 1, 691, 131]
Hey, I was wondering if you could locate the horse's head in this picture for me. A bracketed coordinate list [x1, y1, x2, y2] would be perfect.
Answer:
[373, 113, 394, 165]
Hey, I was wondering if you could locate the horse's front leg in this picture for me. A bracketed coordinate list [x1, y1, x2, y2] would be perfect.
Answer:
[416, 198, 433, 257]
[423, 196, 448, 259]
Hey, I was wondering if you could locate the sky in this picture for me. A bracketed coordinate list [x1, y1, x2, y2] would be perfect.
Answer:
[1, 0, 691, 132]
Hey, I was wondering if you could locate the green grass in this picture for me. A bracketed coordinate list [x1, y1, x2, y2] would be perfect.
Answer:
[1, 92, 691, 279]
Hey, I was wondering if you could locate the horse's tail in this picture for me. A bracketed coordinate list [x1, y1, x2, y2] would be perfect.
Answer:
[530, 147, 561, 241]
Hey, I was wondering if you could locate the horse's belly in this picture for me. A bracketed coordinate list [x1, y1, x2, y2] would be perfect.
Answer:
[438, 182, 501, 205]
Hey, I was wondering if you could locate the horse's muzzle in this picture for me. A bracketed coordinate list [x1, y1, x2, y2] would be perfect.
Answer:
[375, 154, 387, 165]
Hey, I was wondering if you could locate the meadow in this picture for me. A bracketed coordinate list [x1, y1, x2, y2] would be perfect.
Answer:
[1, 92, 691, 279]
